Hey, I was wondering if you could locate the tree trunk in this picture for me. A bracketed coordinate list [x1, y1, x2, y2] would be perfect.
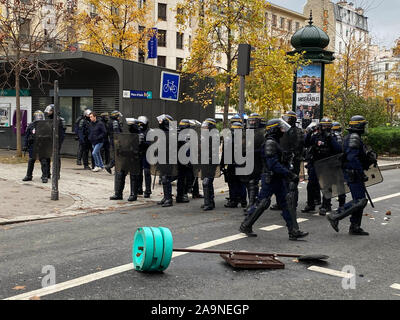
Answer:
[223, 75, 231, 128]
[15, 67, 22, 157]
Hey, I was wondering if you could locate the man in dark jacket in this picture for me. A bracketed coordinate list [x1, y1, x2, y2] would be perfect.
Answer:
[89, 112, 107, 172]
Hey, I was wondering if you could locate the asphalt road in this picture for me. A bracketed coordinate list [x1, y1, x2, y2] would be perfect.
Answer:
[1, 169, 399, 301]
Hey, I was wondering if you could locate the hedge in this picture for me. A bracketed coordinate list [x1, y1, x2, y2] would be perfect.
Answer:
[364, 127, 400, 155]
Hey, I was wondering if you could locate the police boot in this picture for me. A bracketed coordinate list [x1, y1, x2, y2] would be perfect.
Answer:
[349, 224, 369, 236]
[40, 159, 48, 183]
[319, 197, 332, 216]
[110, 172, 124, 200]
[244, 183, 258, 212]
[144, 169, 152, 198]
[301, 204, 315, 213]
[22, 158, 35, 181]
[161, 182, 173, 207]
[104, 164, 112, 174]
[128, 175, 138, 202]
[288, 228, 309, 241]
[202, 186, 213, 211]
[327, 198, 368, 232]
[239, 198, 271, 237]
[136, 173, 144, 195]
[192, 178, 203, 198]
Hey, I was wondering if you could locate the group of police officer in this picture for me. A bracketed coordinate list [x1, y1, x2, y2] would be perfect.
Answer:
[22, 104, 377, 241]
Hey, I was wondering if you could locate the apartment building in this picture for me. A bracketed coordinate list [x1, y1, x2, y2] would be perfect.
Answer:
[369, 44, 400, 90]
[303, 0, 370, 55]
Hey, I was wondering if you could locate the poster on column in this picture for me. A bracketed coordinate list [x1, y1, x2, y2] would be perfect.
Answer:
[295, 63, 322, 129]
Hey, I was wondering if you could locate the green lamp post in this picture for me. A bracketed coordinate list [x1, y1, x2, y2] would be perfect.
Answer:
[287, 12, 335, 128]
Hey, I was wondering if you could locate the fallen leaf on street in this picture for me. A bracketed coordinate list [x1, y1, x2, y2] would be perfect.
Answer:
[12, 285, 26, 290]
[386, 211, 392, 216]
[120, 212, 128, 215]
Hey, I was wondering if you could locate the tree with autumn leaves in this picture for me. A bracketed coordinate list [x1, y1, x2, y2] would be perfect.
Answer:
[176, 0, 304, 127]
[71, 0, 154, 60]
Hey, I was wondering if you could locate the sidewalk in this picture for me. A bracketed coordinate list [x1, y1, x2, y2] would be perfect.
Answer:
[1, 149, 399, 225]
[0, 149, 229, 225]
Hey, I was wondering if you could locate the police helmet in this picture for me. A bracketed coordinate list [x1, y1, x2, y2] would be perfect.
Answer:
[110, 110, 122, 120]
[201, 118, 217, 130]
[33, 110, 45, 122]
[230, 121, 244, 130]
[178, 119, 191, 131]
[332, 121, 342, 132]
[157, 114, 174, 131]
[84, 109, 92, 117]
[265, 118, 290, 138]
[306, 121, 318, 134]
[100, 112, 109, 121]
[247, 113, 262, 129]
[189, 119, 202, 128]
[319, 117, 333, 132]
[283, 110, 297, 127]
[229, 114, 243, 124]
[44, 104, 54, 115]
[137, 115, 149, 130]
[348, 115, 368, 134]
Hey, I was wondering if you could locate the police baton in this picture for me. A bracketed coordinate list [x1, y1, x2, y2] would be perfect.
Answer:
[364, 183, 374, 208]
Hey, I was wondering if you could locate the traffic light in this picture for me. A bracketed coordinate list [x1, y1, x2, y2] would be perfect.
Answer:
[237, 44, 251, 76]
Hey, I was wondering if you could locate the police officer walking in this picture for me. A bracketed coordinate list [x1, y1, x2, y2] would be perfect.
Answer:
[105, 110, 123, 174]
[327, 115, 376, 235]
[239, 118, 309, 240]
[331, 121, 346, 210]
[76, 109, 93, 170]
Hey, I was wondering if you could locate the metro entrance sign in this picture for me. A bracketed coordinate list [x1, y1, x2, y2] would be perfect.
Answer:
[160, 71, 180, 101]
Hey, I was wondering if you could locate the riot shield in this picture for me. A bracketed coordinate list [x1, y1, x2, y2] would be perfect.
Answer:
[32, 120, 53, 160]
[314, 153, 384, 199]
[194, 129, 221, 179]
[114, 133, 141, 174]
[149, 133, 178, 177]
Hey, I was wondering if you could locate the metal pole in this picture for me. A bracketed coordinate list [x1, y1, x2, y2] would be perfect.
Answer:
[51, 80, 59, 201]
[238, 75, 245, 120]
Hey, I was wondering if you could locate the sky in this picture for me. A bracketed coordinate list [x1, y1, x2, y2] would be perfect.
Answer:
[271, 0, 399, 49]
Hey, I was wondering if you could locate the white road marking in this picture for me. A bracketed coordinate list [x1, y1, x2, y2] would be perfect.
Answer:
[390, 283, 400, 290]
[297, 218, 309, 223]
[308, 266, 353, 278]
[259, 225, 283, 231]
[373, 192, 400, 203]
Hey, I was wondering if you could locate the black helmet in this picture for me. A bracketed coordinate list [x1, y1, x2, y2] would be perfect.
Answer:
[247, 113, 262, 129]
[201, 118, 217, 130]
[100, 112, 109, 121]
[178, 119, 191, 131]
[332, 121, 342, 132]
[348, 115, 368, 134]
[110, 110, 122, 120]
[229, 114, 243, 124]
[319, 117, 333, 132]
[33, 110, 45, 122]
[283, 110, 297, 127]
[157, 114, 174, 131]
[126, 118, 139, 133]
[265, 118, 290, 138]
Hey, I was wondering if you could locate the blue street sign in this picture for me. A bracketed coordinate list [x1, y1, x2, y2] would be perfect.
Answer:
[123, 90, 152, 99]
[148, 28, 158, 59]
[160, 71, 180, 101]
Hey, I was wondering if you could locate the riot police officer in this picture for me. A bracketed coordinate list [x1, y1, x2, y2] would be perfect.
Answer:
[77, 109, 93, 170]
[223, 121, 247, 208]
[74, 111, 84, 165]
[200, 118, 218, 211]
[105, 110, 123, 173]
[43, 104, 66, 180]
[22, 110, 48, 182]
[239, 118, 308, 240]
[271, 110, 304, 211]
[187, 120, 203, 199]
[176, 119, 192, 203]
[331, 121, 346, 210]
[327, 115, 376, 235]
[156, 114, 175, 207]
[109, 118, 140, 201]
[99, 112, 110, 167]
[240, 113, 264, 212]
[136, 116, 152, 198]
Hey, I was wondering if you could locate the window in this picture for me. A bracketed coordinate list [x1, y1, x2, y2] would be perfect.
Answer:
[176, 32, 183, 49]
[280, 17, 285, 29]
[158, 3, 167, 21]
[138, 25, 145, 62]
[385, 63, 389, 71]
[20, 19, 31, 37]
[272, 15, 277, 27]
[138, 0, 146, 8]
[288, 20, 292, 32]
[157, 55, 166, 67]
[295, 22, 300, 31]
[158, 29, 166, 47]
[176, 57, 183, 71]
[189, 35, 192, 50]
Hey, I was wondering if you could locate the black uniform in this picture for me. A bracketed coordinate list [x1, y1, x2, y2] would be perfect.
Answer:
[77, 113, 94, 169]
